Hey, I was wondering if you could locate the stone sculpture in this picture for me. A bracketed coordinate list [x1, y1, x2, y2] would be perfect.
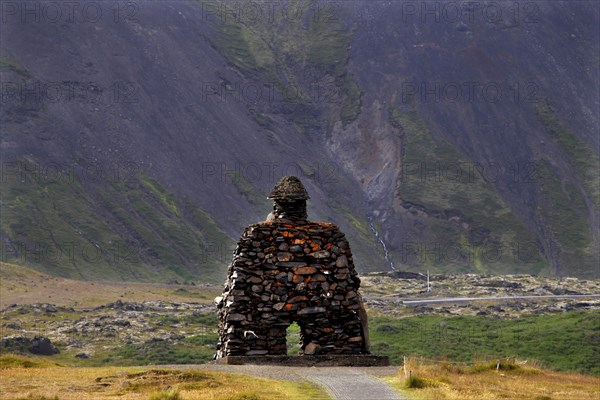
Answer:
[215, 176, 369, 359]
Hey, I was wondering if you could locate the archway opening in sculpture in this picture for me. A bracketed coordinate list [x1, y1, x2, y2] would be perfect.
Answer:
[286, 321, 302, 355]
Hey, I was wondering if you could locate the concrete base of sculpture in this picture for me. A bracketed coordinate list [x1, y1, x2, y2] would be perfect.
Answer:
[215, 354, 389, 366]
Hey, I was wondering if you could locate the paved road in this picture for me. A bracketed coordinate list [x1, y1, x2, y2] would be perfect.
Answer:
[402, 293, 600, 306]
[178, 364, 406, 399]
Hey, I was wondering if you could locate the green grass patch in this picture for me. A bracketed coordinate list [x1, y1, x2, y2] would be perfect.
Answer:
[405, 375, 442, 388]
[370, 311, 600, 375]
[0, 354, 62, 369]
[182, 312, 218, 326]
[100, 339, 215, 366]
[149, 388, 181, 400]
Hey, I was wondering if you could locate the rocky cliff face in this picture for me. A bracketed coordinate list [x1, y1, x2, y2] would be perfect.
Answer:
[1, 0, 598, 281]
[340, 1, 599, 278]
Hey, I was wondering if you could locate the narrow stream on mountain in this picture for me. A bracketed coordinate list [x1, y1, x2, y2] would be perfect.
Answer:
[368, 216, 395, 271]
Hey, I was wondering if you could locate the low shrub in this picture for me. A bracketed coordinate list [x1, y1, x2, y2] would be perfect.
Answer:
[222, 393, 263, 400]
[149, 388, 181, 400]
[405, 375, 441, 388]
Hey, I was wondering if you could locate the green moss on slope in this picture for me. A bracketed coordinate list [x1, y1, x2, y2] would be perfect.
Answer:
[0, 56, 30, 77]
[199, 0, 353, 129]
[140, 176, 180, 216]
[340, 78, 362, 126]
[535, 159, 596, 277]
[535, 100, 600, 209]
[0, 160, 142, 280]
[390, 106, 546, 275]
[228, 172, 269, 210]
[1, 159, 232, 283]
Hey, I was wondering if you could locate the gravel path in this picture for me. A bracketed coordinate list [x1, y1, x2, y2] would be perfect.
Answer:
[299, 367, 405, 400]
[174, 364, 406, 400]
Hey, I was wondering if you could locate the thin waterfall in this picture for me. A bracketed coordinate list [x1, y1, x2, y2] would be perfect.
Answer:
[368, 216, 395, 270]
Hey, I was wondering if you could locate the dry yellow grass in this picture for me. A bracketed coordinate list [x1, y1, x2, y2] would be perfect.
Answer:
[0, 359, 328, 400]
[386, 357, 600, 400]
[0, 262, 221, 308]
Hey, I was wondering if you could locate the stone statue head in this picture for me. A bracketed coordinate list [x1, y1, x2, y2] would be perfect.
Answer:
[267, 176, 310, 221]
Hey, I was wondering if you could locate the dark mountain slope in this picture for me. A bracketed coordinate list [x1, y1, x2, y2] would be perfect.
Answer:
[0, 0, 598, 281]
[334, 0, 599, 277]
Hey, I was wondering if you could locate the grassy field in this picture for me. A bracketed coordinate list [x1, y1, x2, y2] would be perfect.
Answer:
[369, 311, 600, 375]
[387, 357, 600, 400]
[0, 355, 328, 400]
[2, 354, 599, 400]
[4, 307, 597, 375]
